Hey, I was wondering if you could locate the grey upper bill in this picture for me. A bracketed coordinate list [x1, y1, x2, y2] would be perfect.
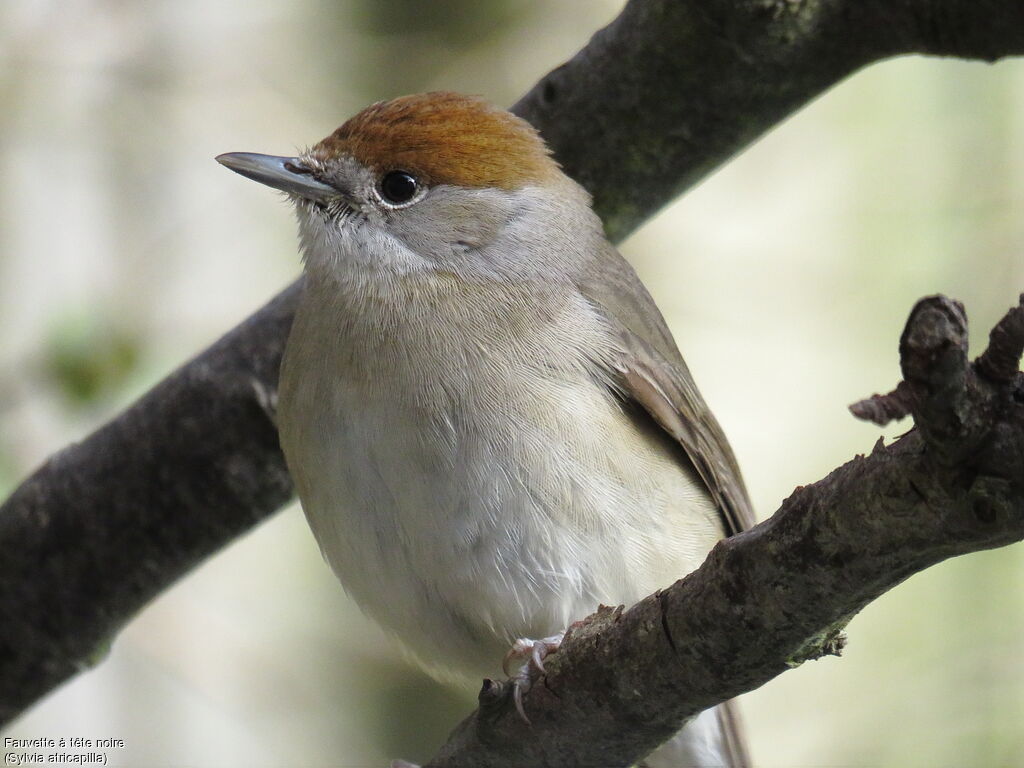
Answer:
[216, 152, 337, 203]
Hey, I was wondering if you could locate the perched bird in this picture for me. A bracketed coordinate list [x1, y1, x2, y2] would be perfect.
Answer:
[217, 92, 754, 767]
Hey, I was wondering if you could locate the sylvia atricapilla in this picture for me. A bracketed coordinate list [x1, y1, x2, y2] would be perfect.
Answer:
[217, 92, 754, 767]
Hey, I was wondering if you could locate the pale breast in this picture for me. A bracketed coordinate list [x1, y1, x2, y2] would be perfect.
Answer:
[279, 279, 724, 682]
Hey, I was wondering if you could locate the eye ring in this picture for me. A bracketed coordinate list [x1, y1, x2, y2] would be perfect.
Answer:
[379, 170, 420, 206]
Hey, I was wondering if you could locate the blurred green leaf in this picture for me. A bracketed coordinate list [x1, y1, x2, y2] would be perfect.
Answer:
[42, 314, 141, 406]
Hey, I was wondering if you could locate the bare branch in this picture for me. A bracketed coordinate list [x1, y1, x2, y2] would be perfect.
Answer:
[3, 0, 1024, 728]
[513, 0, 1024, 241]
[849, 380, 915, 425]
[419, 296, 1024, 767]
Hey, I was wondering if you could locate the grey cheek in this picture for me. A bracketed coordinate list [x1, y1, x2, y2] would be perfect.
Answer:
[385, 215, 442, 256]
[440, 208, 507, 253]
[459, 210, 507, 250]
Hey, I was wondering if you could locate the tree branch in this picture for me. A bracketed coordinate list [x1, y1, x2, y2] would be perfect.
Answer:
[512, 0, 1024, 241]
[2, 0, 1023, 728]
[418, 296, 1024, 767]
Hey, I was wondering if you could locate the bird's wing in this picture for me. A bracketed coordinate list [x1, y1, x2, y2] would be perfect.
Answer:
[578, 245, 753, 766]
[577, 248, 755, 536]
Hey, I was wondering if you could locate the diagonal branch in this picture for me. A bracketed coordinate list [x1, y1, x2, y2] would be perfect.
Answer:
[418, 296, 1024, 767]
[2, 0, 1024, 728]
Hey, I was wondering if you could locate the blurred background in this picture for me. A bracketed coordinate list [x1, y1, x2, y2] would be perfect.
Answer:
[2, 0, 1023, 765]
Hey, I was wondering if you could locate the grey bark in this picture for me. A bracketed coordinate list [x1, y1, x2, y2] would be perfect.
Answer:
[1, 0, 1022, 740]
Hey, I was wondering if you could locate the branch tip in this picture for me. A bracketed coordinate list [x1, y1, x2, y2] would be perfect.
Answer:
[478, 678, 508, 716]
[899, 296, 968, 385]
[849, 381, 913, 426]
[975, 296, 1024, 384]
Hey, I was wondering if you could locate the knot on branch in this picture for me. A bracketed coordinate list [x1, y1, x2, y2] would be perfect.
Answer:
[850, 295, 1024, 468]
[785, 623, 848, 669]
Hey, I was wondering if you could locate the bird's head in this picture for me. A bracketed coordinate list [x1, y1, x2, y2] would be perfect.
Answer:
[217, 92, 598, 283]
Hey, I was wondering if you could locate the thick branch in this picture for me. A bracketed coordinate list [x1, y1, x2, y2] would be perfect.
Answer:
[3, 0, 1024, 728]
[419, 297, 1024, 767]
[513, 0, 1024, 240]
[0, 286, 298, 725]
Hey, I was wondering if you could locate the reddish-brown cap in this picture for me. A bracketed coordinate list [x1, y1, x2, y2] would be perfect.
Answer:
[312, 92, 561, 190]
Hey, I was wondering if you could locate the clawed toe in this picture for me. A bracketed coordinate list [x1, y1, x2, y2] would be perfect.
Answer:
[503, 633, 564, 676]
[502, 633, 564, 722]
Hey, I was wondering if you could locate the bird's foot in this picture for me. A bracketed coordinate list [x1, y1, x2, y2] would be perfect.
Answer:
[502, 633, 564, 723]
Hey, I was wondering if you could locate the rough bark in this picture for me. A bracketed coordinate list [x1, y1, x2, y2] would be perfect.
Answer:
[2, 0, 1023, 732]
[419, 296, 1024, 767]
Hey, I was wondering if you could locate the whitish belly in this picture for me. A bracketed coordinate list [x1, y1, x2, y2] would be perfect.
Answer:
[280, 370, 724, 683]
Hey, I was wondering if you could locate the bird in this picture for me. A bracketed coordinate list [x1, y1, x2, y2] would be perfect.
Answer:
[217, 91, 754, 767]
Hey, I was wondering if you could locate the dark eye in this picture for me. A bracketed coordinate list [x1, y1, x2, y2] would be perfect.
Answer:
[380, 170, 419, 204]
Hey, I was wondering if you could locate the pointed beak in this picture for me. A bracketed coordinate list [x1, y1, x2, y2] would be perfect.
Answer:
[215, 152, 338, 203]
